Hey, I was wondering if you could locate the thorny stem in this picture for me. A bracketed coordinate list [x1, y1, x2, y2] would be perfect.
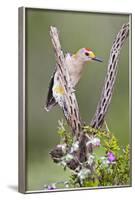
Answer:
[90, 23, 129, 129]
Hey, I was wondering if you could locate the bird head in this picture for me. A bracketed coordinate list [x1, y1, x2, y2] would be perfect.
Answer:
[74, 48, 103, 63]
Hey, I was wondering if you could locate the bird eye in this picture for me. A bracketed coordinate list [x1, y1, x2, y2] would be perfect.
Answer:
[85, 52, 89, 56]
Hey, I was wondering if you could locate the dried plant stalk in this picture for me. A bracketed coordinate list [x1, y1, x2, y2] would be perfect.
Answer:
[50, 26, 82, 137]
[90, 23, 129, 129]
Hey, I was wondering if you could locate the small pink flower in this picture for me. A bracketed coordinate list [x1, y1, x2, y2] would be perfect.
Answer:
[45, 184, 56, 190]
[107, 152, 116, 162]
[92, 138, 100, 147]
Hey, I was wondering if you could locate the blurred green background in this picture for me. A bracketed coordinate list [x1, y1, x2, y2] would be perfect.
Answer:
[25, 8, 130, 191]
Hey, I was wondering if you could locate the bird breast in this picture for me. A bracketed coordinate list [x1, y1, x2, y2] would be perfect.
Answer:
[65, 54, 84, 87]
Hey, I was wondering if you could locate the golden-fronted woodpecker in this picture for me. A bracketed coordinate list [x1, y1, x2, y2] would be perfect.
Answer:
[45, 48, 103, 111]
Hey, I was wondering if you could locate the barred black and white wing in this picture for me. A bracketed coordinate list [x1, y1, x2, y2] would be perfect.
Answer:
[45, 69, 57, 111]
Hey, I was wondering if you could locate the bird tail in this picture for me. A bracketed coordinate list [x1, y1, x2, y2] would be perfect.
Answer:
[45, 97, 57, 112]
[44, 71, 57, 112]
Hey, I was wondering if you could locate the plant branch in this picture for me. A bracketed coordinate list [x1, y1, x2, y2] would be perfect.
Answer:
[90, 23, 129, 129]
[50, 26, 82, 138]
[49, 23, 130, 180]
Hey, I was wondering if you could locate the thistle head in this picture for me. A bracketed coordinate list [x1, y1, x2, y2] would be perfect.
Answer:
[74, 48, 103, 63]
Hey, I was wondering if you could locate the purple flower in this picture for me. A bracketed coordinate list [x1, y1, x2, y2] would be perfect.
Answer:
[107, 152, 116, 163]
[47, 186, 55, 190]
[45, 184, 56, 190]
[94, 138, 100, 147]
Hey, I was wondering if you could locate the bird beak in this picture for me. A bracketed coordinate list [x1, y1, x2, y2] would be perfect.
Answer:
[89, 51, 103, 62]
[92, 57, 103, 62]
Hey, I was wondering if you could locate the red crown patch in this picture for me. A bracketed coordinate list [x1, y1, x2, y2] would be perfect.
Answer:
[85, 48, 92, 51]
